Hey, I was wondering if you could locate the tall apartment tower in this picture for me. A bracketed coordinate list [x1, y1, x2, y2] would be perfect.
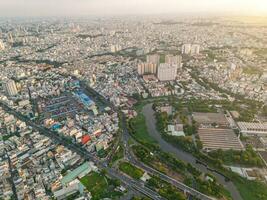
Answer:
[0, 40, 5, 50]
[137, 63, 157, 75]
[111, 44, 122, 53]
[157, 63, 177, 81]
[8, 33, 14, 44]
[182, 44, 191, 54]
[146, 54, 160, 66]
[191, 44, 200, 55]
[3, 79, 18, 96]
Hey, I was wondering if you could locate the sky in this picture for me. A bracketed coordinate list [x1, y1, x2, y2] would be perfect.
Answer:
[0, 0, 266, 17]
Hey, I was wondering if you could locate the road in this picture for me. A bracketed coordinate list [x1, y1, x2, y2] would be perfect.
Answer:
[0, 99, 213, 200]
[4, 149, 18, 200]
[0, 81, 232, 200]
[120, 114, 215, 200]
[142, 103, 243, 200]
[79, 83, 216, 200]
[0, 102, 164, 200]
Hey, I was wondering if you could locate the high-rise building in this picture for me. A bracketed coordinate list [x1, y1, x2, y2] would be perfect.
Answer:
[239, 48, 253, 56]
[137, 63, 157, 75]
[165, 55, 182, 67]
[182, 44, 191, 54]
[157, 63, 177, 81]
[0, 40, 5, 50]
[146, 54, 160, 66]
[191, 44, 200, 55]
[8, 33, 14, 44]
[3, 79, 18, 96]
[111, 44, 122, 53]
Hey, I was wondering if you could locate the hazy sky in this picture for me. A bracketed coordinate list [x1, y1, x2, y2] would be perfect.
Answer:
[0, 0, 266, 17]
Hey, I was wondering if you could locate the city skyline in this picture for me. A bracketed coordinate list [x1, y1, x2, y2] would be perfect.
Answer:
[0, 1, 266, 199]
[0, 0, 267, 17]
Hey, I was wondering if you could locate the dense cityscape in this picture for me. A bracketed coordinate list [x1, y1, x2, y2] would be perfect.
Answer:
[0, 3, 267, 200]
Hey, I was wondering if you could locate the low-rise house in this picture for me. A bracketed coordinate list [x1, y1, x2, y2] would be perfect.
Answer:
[167, 124, 185, 137]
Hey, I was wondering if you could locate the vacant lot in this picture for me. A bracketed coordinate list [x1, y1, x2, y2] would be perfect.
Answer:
[119, 161, 144, 179]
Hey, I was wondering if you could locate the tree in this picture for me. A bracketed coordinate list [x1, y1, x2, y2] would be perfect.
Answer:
[132, 93, 141, 100]
[101, 169, 107, 176]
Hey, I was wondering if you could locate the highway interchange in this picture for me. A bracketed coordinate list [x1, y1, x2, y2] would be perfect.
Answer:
[0, 101, 165, 200]
[0, 83, 216, 200]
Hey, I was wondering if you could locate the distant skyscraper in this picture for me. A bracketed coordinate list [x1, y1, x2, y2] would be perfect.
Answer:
[239, 48, 253, 56]
[111, 44, 122, 53]
[137, 63, 157, 75]
[8, 33, 14, 43]
[3, 79, 18, 96]
[182, 44, 200, 55]
[165, 55, 182, 67]
[157, 63, 177, 81]
[230, 63, 237, 70]
[0, 40, 5, 50]
[182, 44, 191, 54]
[191, 44, 200, 55]
[36, 26, 39, 34]
[146, 54, 160, 66]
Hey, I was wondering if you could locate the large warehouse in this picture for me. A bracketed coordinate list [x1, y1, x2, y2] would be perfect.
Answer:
[198, 128, 244, 151]
[237, 122, 267, 136]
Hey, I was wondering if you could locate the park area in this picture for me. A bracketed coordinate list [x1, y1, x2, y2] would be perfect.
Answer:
[119, 161, 144, 179]
[80, 172, 123, 200]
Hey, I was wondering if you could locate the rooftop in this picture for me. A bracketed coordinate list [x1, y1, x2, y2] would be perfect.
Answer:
[198, 128, 244, 151]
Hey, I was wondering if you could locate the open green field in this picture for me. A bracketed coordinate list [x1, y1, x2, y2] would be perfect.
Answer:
[233, 177, 267, 200]
[80, 172, 122, 200]
[80, 172, 108, 199]
[109, 143, 124, 166]
[129, 112, 156, 144]
[243, 66, 263, 75]
[208, 146, 264, 167]
[128, 102, 157, 145]
[119, 161, 144, 179]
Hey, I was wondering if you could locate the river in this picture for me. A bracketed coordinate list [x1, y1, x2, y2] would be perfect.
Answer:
[142, 103, 242, 200]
